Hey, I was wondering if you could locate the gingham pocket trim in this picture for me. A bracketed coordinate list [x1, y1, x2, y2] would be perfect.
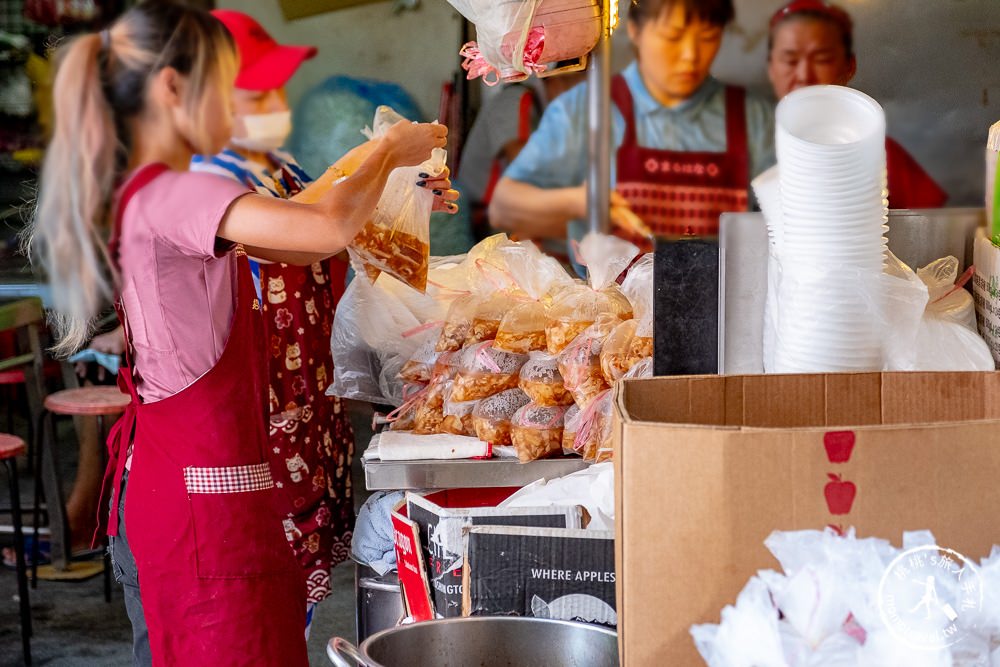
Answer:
[183, 463, 274, 495]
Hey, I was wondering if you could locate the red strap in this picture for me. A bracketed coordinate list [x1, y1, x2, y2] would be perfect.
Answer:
[93, 163, 168, 545]
[610, 74, 636, 148]
[516, 89, 535, 143]
[483, 89, 539, 207]
[723, 86, 749, 189]
[108, 163, 170, 273]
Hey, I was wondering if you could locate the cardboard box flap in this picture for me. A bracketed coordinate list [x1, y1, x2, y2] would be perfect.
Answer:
[617, 372, 1000, 429]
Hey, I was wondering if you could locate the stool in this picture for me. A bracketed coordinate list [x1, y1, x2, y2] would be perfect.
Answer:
[1, 433, 32, 665]
[33, 386, 130, 599]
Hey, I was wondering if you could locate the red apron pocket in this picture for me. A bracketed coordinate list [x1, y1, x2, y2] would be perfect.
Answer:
[184, 463, 290, 579]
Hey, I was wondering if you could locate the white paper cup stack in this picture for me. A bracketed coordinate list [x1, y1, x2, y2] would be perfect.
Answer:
[772, 85, 888, 373]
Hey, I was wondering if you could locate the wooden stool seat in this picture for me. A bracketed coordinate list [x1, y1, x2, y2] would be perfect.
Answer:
[0, 433, 26, 460]
[43, 386, 130, 416]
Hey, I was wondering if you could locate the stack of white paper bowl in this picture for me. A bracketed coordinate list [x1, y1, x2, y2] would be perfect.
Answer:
[772, 85, 888, 373]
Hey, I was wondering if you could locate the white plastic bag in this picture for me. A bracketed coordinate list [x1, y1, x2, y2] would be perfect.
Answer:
[448, 0, 545, 84]
[913, 256, 994, 371]
[546, 234, 638, 354]
[348, 106, 447, 292]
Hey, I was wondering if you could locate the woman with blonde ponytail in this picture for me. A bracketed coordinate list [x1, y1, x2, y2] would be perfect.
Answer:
[26, 2, 452, 664]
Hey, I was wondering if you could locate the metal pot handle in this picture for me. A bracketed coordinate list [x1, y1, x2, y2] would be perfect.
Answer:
[327, 637, 371, 667]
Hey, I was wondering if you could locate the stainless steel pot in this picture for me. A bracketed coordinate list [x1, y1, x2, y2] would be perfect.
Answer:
[354, 562, 404, 643]
[328, 617, 619, 667]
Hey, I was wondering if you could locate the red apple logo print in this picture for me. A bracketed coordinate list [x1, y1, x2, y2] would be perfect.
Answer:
[824, 431, 856, 463]
[825, 474, 857, 515]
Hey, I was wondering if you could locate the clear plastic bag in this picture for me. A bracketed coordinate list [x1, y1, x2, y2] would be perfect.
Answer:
[437, 294, 478, 352]
[348, 106, 446, 292]
[599, 319, 653, 384]
[561, 404, 580, 456]
[398, 325, 442, 384]
[413, 380, 450, 435]
[388, 383, 426, 432]
[519, 351, 573, 407]
[492, 243, 574, 353]
[450, 341, 528, 402]
[557, 315, 618, 408]
[466, 291, 521, 346]
[621, 252, 654, 338]
[472, 388, 531, 445]
[441, 384, 479, 437]
[546, 233, 638, 354]
[510, 403, 568, 463]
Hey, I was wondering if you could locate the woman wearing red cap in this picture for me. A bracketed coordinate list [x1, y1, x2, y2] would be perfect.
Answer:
[193, 10, 456, 635]
[767, 0, 947, 209]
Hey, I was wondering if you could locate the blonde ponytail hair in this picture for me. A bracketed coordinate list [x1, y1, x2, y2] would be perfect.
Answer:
[24, 2, 235, 356]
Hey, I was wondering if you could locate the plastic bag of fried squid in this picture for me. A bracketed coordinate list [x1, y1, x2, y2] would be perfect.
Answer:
[546, 233, 638, 355]
[519, 351, 573, 407]
[557, 314, 619, 408]
[510, 403, 568, 463]
[348, 105, 447, 293]
[433, 235, 524, 351]
[570, 358, 651, 462]
[486, 242, 574, 354]
[398, 324, 442, 384]
[471, 388, 531, 446]
[441, 383, 479, 437]
[450, 341, 528, 403]
[620, 252, 654, 339]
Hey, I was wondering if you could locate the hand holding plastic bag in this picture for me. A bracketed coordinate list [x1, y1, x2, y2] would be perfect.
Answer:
[349, 106, 447, 292]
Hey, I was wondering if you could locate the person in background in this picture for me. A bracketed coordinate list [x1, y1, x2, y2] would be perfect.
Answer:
[459, 64, 586, 238]
[192, 10, 448, 636]
[767, 0, 948, 209]
[26, 2, 453, 663]
[490, 0, 775, 266]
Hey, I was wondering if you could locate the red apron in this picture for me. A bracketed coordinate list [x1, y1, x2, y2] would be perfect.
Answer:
[100, 164, 308, 666]
[612, 74, 750, 238]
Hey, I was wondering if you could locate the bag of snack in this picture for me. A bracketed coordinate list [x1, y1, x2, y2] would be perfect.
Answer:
[472, 388, 531, 445]
[451, 341, 528, 402]
[388, 382, 429, 432]
[545, 233, 639, 354]
[399, 324, 442, 384]
[572, 356, 653, 461]
[620, 252, 654, 357]
[441, 384, 479, 437]
[413, 379, 450, 435]
[519, 351, 573, 407]
[492, 243, 574, 354]
[510, 403, 567, 463]
[436, 294, 478, 352]
[465, 290, 521, 346]
[599, 319, 654, 384]
[348, 106, 446, 292]
[557, 314, 618, 408]
[562, 404, 581, 456]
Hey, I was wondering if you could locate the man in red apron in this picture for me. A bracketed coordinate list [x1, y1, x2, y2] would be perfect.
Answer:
[489, 0, 775, 271]
[101, 164, 308, 665]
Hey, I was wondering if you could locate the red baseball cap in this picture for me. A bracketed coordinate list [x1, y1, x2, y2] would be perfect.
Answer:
[212, 10, 317, 91]
[769, 0, 853, 37]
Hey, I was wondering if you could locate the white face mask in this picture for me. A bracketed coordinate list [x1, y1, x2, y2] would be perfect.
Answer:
[230, 110, 292, 153]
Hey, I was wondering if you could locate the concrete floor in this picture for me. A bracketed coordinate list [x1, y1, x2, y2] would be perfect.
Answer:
[0, 400, 377, 667]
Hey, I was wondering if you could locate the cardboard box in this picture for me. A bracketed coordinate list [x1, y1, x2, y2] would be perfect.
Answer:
[405, 488, 582, 617]
[613, 372, 1000, 666]
[462, 526, 616, 625]
[973, 228, 1000, 366]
